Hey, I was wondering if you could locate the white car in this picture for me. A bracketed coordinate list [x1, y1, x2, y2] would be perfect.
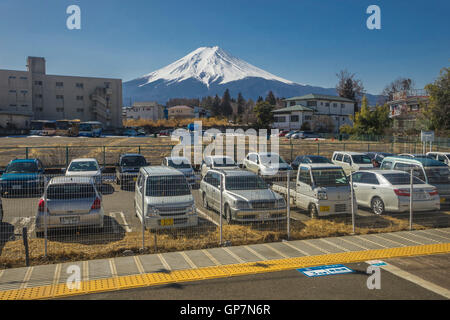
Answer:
[65, 158, 103, 187]
[331, 151, 374, 175]
[201, 156, 239, 177]
[243, 152, 293, 180]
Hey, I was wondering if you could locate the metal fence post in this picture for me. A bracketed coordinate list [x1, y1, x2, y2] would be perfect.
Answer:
[287, 170, 290, 240]
[317, 143, 320, 156]
[290, 140, 293, 162]
[142, 177, 146, 251]
[410, 168, 413, 231]
[343, 143, 346, 151]
[22, 227, 30, 267]
[219, 174, 223, 245]
[138, 146, 141, 154]
[103, 146, 106, 167]
[350, 170, 355, 234]
[65, 146, 69, 168]
[44, 183, 48, 257]
[25, 147, 29, 159]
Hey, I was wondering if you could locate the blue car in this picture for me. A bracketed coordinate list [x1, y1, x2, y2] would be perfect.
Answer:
[0, 159, 46, 196]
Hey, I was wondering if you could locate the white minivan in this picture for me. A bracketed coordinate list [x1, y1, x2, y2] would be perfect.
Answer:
[332, 151, 373, 175]
[134, 166, 198, 230]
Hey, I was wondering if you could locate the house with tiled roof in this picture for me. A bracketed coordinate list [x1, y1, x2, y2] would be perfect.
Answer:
[272, 94, 355, 132]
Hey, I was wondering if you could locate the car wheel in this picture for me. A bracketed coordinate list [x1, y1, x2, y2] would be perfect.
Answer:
[309, 203, 318, 219]
[225, 204, 232, 224]
[371, 197, 385, 215]
[202, 192, 209, 209]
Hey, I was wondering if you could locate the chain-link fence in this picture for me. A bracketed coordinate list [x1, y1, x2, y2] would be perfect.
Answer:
[0, 138, 449, 269]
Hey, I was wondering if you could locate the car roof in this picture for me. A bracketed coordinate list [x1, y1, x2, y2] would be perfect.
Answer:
[70, 158, 98, 163]
[333, 151, 368, 155]
[9, 159, 38, 163]
[121, 153, 144, 157]
[210, 169, 256, 177]
[356, 169, 407, 175]
[166, 156, 190, 161]
[382, 156, 446, 167]
[427, 151, 449, 155]
[141, 165, 185, 176]
[300, 163, 342, 169]
[49, 176, 94, 185]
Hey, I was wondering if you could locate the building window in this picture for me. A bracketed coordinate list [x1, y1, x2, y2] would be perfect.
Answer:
[342, 117, 345, 121]
[290, 115, 299, 122]
[274, 116, 286, 123]
[76, 108, 84, 112]
[35, 94, 43, 98]
[325, 102, 330, 107]
[76, 96, 84, 100]
[304, 115, 312, 121]
[34, 81, 43, 86]
[56, 95, 64, 99]
[290, 101, 295, 106]
[320, 102, 324, 106]
[8, 76, 16, 79]
[20, 76, 27, 80]
[9, 90, 16, 93]
[9, 104, 17, 107]
[56, 108, 64, 112]
[21, 104, 28, 107]
[76, 83, 84, 88]
[56, 82, 64, 87]
[37, 107, 43, 112]
[341, 103, 345, 108]
[20, 90, 28, 94]
[306, 101, 317, 107]
[104, 82, 111, 88]
[333, 103, 337, 108]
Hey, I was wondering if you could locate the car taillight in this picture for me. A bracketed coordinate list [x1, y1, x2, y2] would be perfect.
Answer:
[91, 198, 101, 210]
[38, 199, 47, 212]
[429, 189, 439, 196]
[394, 189, 410, 197]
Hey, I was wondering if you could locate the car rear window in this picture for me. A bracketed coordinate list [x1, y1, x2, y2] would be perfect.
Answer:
[121, 156, 146, 167]
[382, 173, 425, 185]
[47, 183, 96, 199]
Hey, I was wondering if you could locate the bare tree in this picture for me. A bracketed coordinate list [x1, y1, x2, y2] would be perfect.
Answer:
[380, 77, 415, 103]
[336, 70, 365, 114]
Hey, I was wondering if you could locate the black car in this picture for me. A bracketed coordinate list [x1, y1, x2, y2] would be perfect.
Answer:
[115, 154, 148, 189]
[290, 155, 332, 170]
[366, 152, 395, 167]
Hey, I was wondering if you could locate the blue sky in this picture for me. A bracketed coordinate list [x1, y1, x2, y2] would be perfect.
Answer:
[0, 0, 449, 94]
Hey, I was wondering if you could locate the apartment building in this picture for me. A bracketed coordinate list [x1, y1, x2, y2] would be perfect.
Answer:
[124, 101, 164, 121]
[387, 89, 429, 132]
[272, 94, 355, 132]
[0, 57, 122, 129]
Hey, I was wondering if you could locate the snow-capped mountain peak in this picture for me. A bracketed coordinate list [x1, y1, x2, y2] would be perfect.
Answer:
[139, 46, 294, 88]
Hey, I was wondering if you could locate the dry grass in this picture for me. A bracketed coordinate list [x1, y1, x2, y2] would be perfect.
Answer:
[0, 214, 434, 269]
[123, 117, 231, 128]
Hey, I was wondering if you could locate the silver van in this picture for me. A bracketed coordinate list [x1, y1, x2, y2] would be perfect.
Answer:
[380, 156, 450, 207]
[134, 166, 198, 230]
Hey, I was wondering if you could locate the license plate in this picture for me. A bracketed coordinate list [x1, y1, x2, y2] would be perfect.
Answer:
[260, 213, 271, 219]
[440, 197, 446, 203]
[60, 217, 80, 224]
[414, 193, 427, 200]
[319, 206, 330, 212]
[160, 218, 174, 226]
[12, 185, 22, 190]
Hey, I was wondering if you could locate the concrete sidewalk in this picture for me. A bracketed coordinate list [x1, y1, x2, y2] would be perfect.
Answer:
[0, 227, 449, 292]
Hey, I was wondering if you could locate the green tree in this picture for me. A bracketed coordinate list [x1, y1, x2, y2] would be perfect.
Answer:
[253, 101, 274, 129]
[212, 94, 221, 117]
[265, 91, 276, 106]
[423, 67, 450, 131]
[221, 89, 233, 117]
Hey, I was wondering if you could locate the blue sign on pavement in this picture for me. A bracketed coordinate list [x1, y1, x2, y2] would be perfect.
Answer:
[297, 264, 354, 277]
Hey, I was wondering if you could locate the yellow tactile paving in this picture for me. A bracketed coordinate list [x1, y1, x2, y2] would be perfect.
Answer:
[0, 242, 449, 300]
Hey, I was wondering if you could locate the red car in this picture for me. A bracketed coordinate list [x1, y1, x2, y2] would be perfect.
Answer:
[278, 130, 289, 137]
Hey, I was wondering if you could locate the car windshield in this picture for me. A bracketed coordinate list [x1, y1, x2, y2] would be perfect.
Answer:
[5, 162, 38, 173]
[68, 161, 99, 172]
[30, 122, 43, 130]
[382, 173, 425, 185]
[226, 175, 268, 190]
[121, 156, 146, 167]
[309, 156, 331, 163]
[168, 159, 192, 169]
[260, 154, 286, 165]
[47, 183, 96, 200]
[79, 124, 92, 131]
[311, 168, 348, 187]
[352, 155, 372, 164]
[146, 176, 191, 197]
[424, 167, 450, 184]
[213, 157, 236, 167]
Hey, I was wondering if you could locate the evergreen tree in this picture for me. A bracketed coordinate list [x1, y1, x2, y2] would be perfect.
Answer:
[221, 89, 233, 117]
[253, 101, 274, 129]
[237, 92, 245, 115]
[257, 96, 264, 103]
[265, 91, 276, 106]
[212, 94, 221, 117]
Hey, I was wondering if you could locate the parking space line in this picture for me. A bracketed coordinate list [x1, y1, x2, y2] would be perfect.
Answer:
[281, 241, 310, 256]
[389, 233, 426, 245]
[0, 270, 4, 282]
[302, 240, 331, 254]
[402, 231, 440, 243]
[197, 208, 219, 226]
[318, 239, 350, 252]
[19, 267, 33, 289]
[133, 256, 145, 274]
[51, 264, 62, 295]
[244, 246, 268, 260]
[108, 213, 120, 234]
[262, 243, 289, 258]
[222, 247, 245, 263]
[339, 237, 370, 250]
[418, 229, 450, 241]
[157, 254, 172, 271]
[202, 250, 221, 266]
[109, 259, 118, 278]
[119, 212, 132, 233]
[381, 263, 450, 299]
[371, 234, 406, 247]
[83, 261, 89, 282]
[433, 229, 450, 236]
[355, 235, 389, 248]
[179, 252, 197, 269]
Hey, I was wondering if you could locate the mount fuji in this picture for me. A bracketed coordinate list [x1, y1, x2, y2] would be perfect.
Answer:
[123, 46, 378, 105]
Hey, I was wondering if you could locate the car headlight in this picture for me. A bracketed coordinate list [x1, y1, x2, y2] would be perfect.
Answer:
[234, 200, 250, 209]
[276, 198, 286, 208]
[187, 204, 196, 214]
[147, 205, 158, 216]
[317, 191, 328, 200]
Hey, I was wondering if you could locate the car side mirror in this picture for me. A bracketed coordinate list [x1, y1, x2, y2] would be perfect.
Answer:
[61, 168, 66, 173]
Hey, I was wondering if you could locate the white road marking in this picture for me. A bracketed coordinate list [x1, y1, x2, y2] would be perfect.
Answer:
[245, 246, 268, 260]
[318, 238, 350, 252]
[417, 229, 450, 241]
[179, 252, 197, 269]
[222, 247, 245, 263]
[196, 208, 219, 226]
[354, 235, 389, 248]
[302, 240, 331, 254]
[402, 231, 440, 243]
[20, 267, 33, 289]
[371, 234, 406, 247]
[388, 232, 426, 245]
[157, 254, 171, 271]
[432, 228, 450, 236]
[133, 256, 145, 274]
[119, 212, 132, 232]
[0, 270, 4, 282]
[339, 237, 370, 250]
[263, 243, 289, 258]
[109, 259, 118, 278]
[51, 264, 62, 295]
[83, 261, 89, 282]
[281, 241, 310, 256]
[202, 249, 221, 266]
[381, 263, 450, 299]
